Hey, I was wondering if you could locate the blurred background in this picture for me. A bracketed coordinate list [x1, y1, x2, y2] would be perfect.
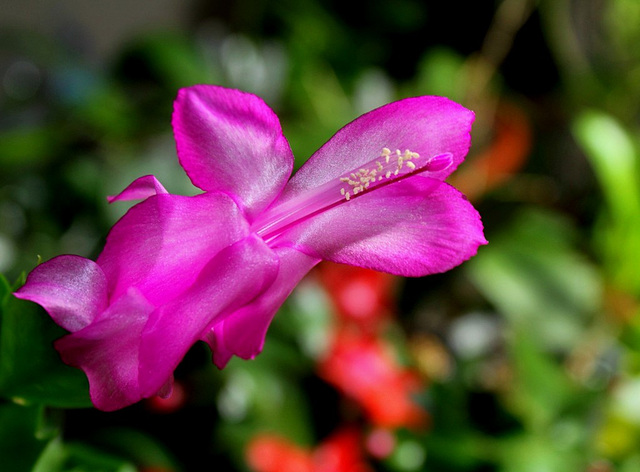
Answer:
[1, 0, 640, 470]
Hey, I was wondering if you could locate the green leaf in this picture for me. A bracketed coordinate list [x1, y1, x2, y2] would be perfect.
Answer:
[90, 427, 179, 471]
[573, 110, 640, 294]
[423, 430, 497, 470]
[497, 433, 585, 472]
[0, 274, 11, 306]
[506, 329, 578, 428]
[468, 208, 602, 351]
[0, 126, 60, 168]
[0, 403, 51, 472]
[0, 292, 92, 408]
[572, 110, 640, 223]
[33, 438, 137, 472]
[414, 47, 467, 102]
[620, 454, 640, 472]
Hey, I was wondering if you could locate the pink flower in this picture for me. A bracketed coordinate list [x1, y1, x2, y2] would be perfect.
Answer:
[15, 85, 486, 410]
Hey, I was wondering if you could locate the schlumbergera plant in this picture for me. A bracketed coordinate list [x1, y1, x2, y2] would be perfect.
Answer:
[14, 85, 486, 411]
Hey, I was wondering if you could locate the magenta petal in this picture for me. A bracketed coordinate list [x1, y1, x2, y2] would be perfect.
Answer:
[107, 175, 168, 203]
[137, 234, 280, 396]
[276, 178, 487, 276]
[172, 85, 294, 217]
[98, 192, 249, 306]
[202, 246, 321, 368]
[282, 96, 474, 200]
[14, 255, 107, 332]
[54, 288, 154, 411]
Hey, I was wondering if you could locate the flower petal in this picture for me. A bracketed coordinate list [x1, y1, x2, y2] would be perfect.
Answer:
[275, 177, 487, 276]
[282, 96, 474, 199]
[14, 255, 107, 332]
[107, 175, 168, 203]
[97, 192, 249, 306]
[54, 288, 155, 411]
[172, 85, 294, 217]
[137, 234, 280, 396]
[202, 246, 320, 368]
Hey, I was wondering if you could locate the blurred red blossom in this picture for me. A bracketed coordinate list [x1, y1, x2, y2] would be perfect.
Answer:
[317, 328, 429, 429]
[246, 427, 372, 472]
[450, 101, 531, 200]
[313, 427, 373, 472]
[314, 262, 397, 330]
[144, 380, 187, 414]
[247, 435, 313, 472]
[365, 427, 396, 459]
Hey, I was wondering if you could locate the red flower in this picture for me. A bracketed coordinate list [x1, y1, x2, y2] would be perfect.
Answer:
[450, 101, 531, 200]
[315, 263, 397, 330]
[317, 329, 428, 429]
[247, 428, 372, 472]
[313, 427, 372, 472]
[144, 381, 187, 414]
[247, 435, 313, 472]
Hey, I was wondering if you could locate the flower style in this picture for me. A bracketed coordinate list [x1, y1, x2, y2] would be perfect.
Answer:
[15, 85, 486, 411]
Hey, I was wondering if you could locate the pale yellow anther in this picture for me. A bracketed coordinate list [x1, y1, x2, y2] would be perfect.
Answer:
[338, 147, 423, 201]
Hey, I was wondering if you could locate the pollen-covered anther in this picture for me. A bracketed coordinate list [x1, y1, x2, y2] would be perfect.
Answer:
[382, 148, 391, 164]
[338, 147, 422, 200]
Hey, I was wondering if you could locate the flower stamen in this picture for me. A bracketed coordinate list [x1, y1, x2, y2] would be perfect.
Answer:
[253, 148, 453, 243]
[338, 148, 423, 201]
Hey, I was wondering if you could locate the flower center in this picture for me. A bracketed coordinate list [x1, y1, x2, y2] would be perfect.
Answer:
[252, 148, 453, 243]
